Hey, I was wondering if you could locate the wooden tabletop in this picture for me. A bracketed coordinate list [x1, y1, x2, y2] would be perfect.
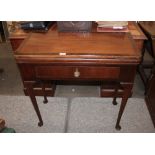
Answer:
[15, 26, 140, 63]
[138, 21, 155, 38]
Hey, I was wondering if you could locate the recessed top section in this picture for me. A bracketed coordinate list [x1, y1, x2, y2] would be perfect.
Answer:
[15, 25, 140, 64]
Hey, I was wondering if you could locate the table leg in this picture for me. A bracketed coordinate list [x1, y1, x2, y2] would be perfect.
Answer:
[112, 82, 119, 105]
[25, 82, 43, 127]
[41, 81, 48, 104]
[115, 84, 132, 130]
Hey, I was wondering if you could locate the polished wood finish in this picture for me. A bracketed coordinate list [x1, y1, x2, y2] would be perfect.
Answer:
[10, 38, 25, 51]
[23, 82, 56, 96]
[9, 29, 29, 51]
[10, 22, 145, 98]
[15, 32, 137, 57]
[35, 66, 120, 80]
[9, 29, 55, 96]
[24, 81, 43, 126]
[100, 21, 146, 96]
[10, 22, 145, 54]
[14, 26, 140, 129]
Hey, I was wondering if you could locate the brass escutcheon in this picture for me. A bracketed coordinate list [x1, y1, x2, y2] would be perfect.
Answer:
[74, 68, 80, 78]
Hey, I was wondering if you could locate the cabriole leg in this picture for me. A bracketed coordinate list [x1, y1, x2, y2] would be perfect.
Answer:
[25, 82, 43, 127]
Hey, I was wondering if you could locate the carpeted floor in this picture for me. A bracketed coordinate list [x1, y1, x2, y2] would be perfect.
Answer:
[0, 42, 155, 132]
[0, 95, 154, 133]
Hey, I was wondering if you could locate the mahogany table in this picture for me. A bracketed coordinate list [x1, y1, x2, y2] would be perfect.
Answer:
[14, 27, 141, 130]
[10, 22, 146, 98]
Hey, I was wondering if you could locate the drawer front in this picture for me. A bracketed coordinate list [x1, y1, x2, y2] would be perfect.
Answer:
[35, 66, 120, 80]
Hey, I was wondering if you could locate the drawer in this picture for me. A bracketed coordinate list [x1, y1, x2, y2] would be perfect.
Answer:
[35, 66, 120, 80]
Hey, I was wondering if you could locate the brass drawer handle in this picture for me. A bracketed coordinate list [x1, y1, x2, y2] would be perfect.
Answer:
[74, 68, 80, 78]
